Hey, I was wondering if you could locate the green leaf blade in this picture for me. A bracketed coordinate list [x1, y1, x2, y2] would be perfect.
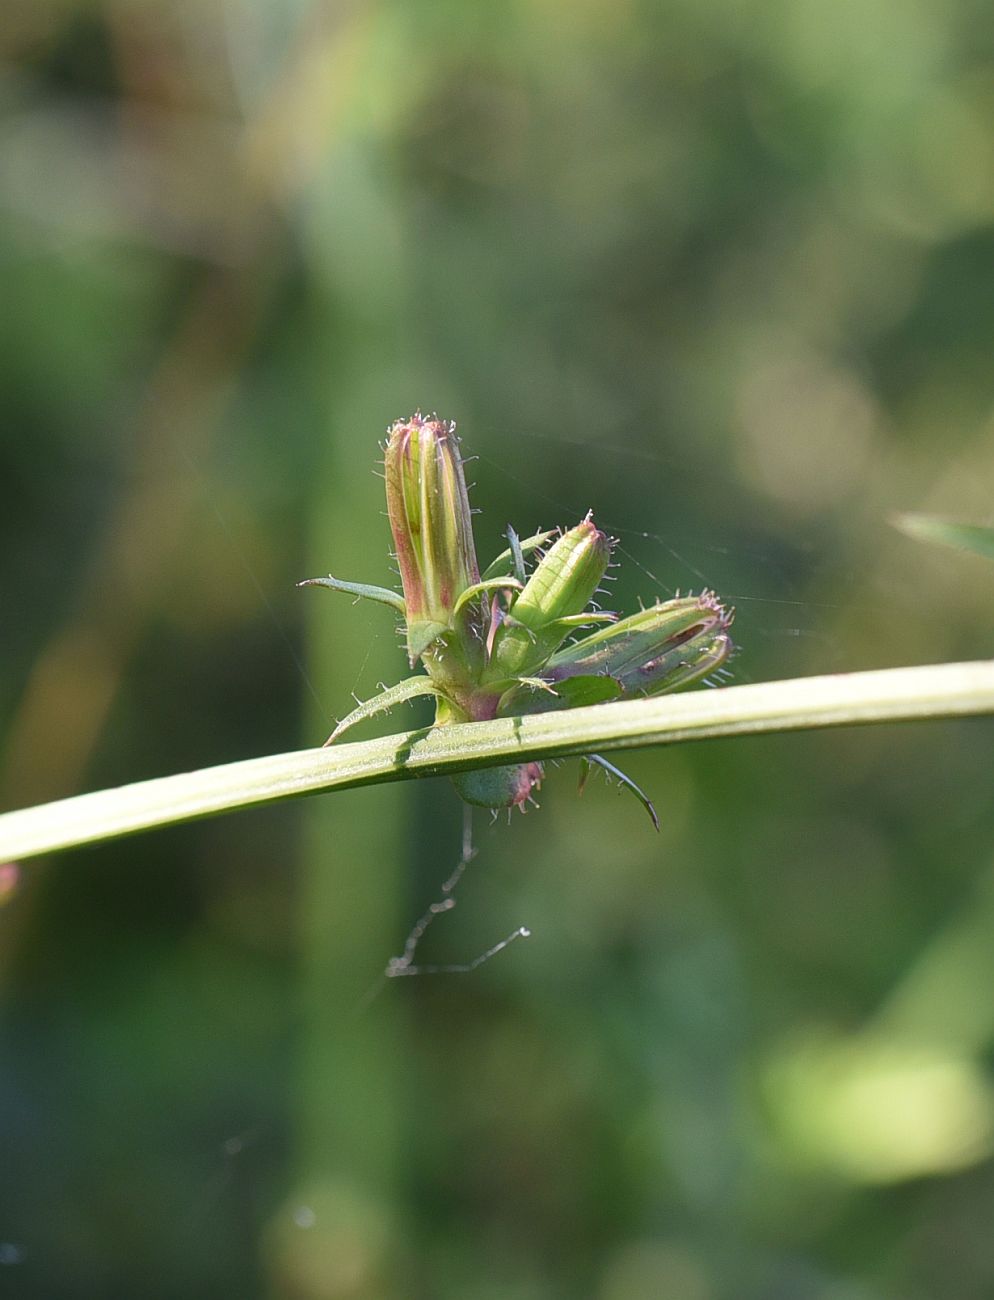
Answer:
[893, 514, 994, 563]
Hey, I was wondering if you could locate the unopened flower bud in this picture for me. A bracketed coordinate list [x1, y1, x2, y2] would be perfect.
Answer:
[385, 413, 481, 663]
[487, 517, 612, 680]
[451, 761, 544, 810]
[543, 592, 733, 695]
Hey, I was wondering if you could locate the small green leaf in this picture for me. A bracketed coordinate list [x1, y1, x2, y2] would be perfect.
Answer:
[452, 576, 524, 617]
[585, 753, 660, 831]
[893, 514, 994, 563]
[506, 524, 527, 585]
[504, 673, 623, 715]
[546, 613, 618, 630]
[546, 676, 624, 709]
[494, 675, 559, 714]
[406, 619, 450, 661]
[298, 575, 406, 614]
[480, 530, 556, 580]
[328, 676, 445, 743]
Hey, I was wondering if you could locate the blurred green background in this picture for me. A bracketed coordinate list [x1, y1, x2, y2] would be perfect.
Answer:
[2, 1, 994, 1297]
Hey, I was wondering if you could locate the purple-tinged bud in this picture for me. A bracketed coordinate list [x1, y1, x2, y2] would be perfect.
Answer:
[451, 762, 543, 810]
[385, 413, 481, 664]
[542, 592, 734, 695]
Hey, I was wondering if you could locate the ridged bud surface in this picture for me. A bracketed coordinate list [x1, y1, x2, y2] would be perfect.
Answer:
[543, 593, 733, 695]
[486, 517, 611, 681]
[385, 413, 481, 663]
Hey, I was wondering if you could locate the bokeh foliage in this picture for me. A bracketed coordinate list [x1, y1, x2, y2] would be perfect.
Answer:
[2, 1, 994, 1297]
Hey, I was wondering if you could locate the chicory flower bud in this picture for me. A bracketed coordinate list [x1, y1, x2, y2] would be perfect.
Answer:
[451, 761, 544, 810]
[542, 592, 733, 696]
[486, 516, 612, 681]
[385, 413, 482, 664]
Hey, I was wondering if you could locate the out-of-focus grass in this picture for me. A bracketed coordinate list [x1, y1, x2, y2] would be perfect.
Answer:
[895, 513, 994, 562]
[2, 1, 994, 1297]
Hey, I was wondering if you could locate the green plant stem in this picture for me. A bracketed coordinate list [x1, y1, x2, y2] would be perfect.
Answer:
[2, 660, 993, 862]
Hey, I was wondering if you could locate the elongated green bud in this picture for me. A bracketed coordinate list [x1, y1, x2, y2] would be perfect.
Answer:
[486, 517, 612, 681]
[385, 413, 482, 664]
[511, 516, 610, 627]
[543, 592, 733, 695]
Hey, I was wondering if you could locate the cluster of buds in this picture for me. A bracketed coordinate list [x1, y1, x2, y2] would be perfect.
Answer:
[301, 414, 734, 818]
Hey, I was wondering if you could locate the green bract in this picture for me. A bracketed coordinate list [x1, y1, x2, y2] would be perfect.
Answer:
[301, 413, 735, 818]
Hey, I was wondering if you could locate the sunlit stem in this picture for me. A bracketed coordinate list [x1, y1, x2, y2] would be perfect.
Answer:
[2, 662, 992, 862]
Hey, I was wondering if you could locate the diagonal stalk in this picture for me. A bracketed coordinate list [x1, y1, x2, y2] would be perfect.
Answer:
[1, 660, 993, 862]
